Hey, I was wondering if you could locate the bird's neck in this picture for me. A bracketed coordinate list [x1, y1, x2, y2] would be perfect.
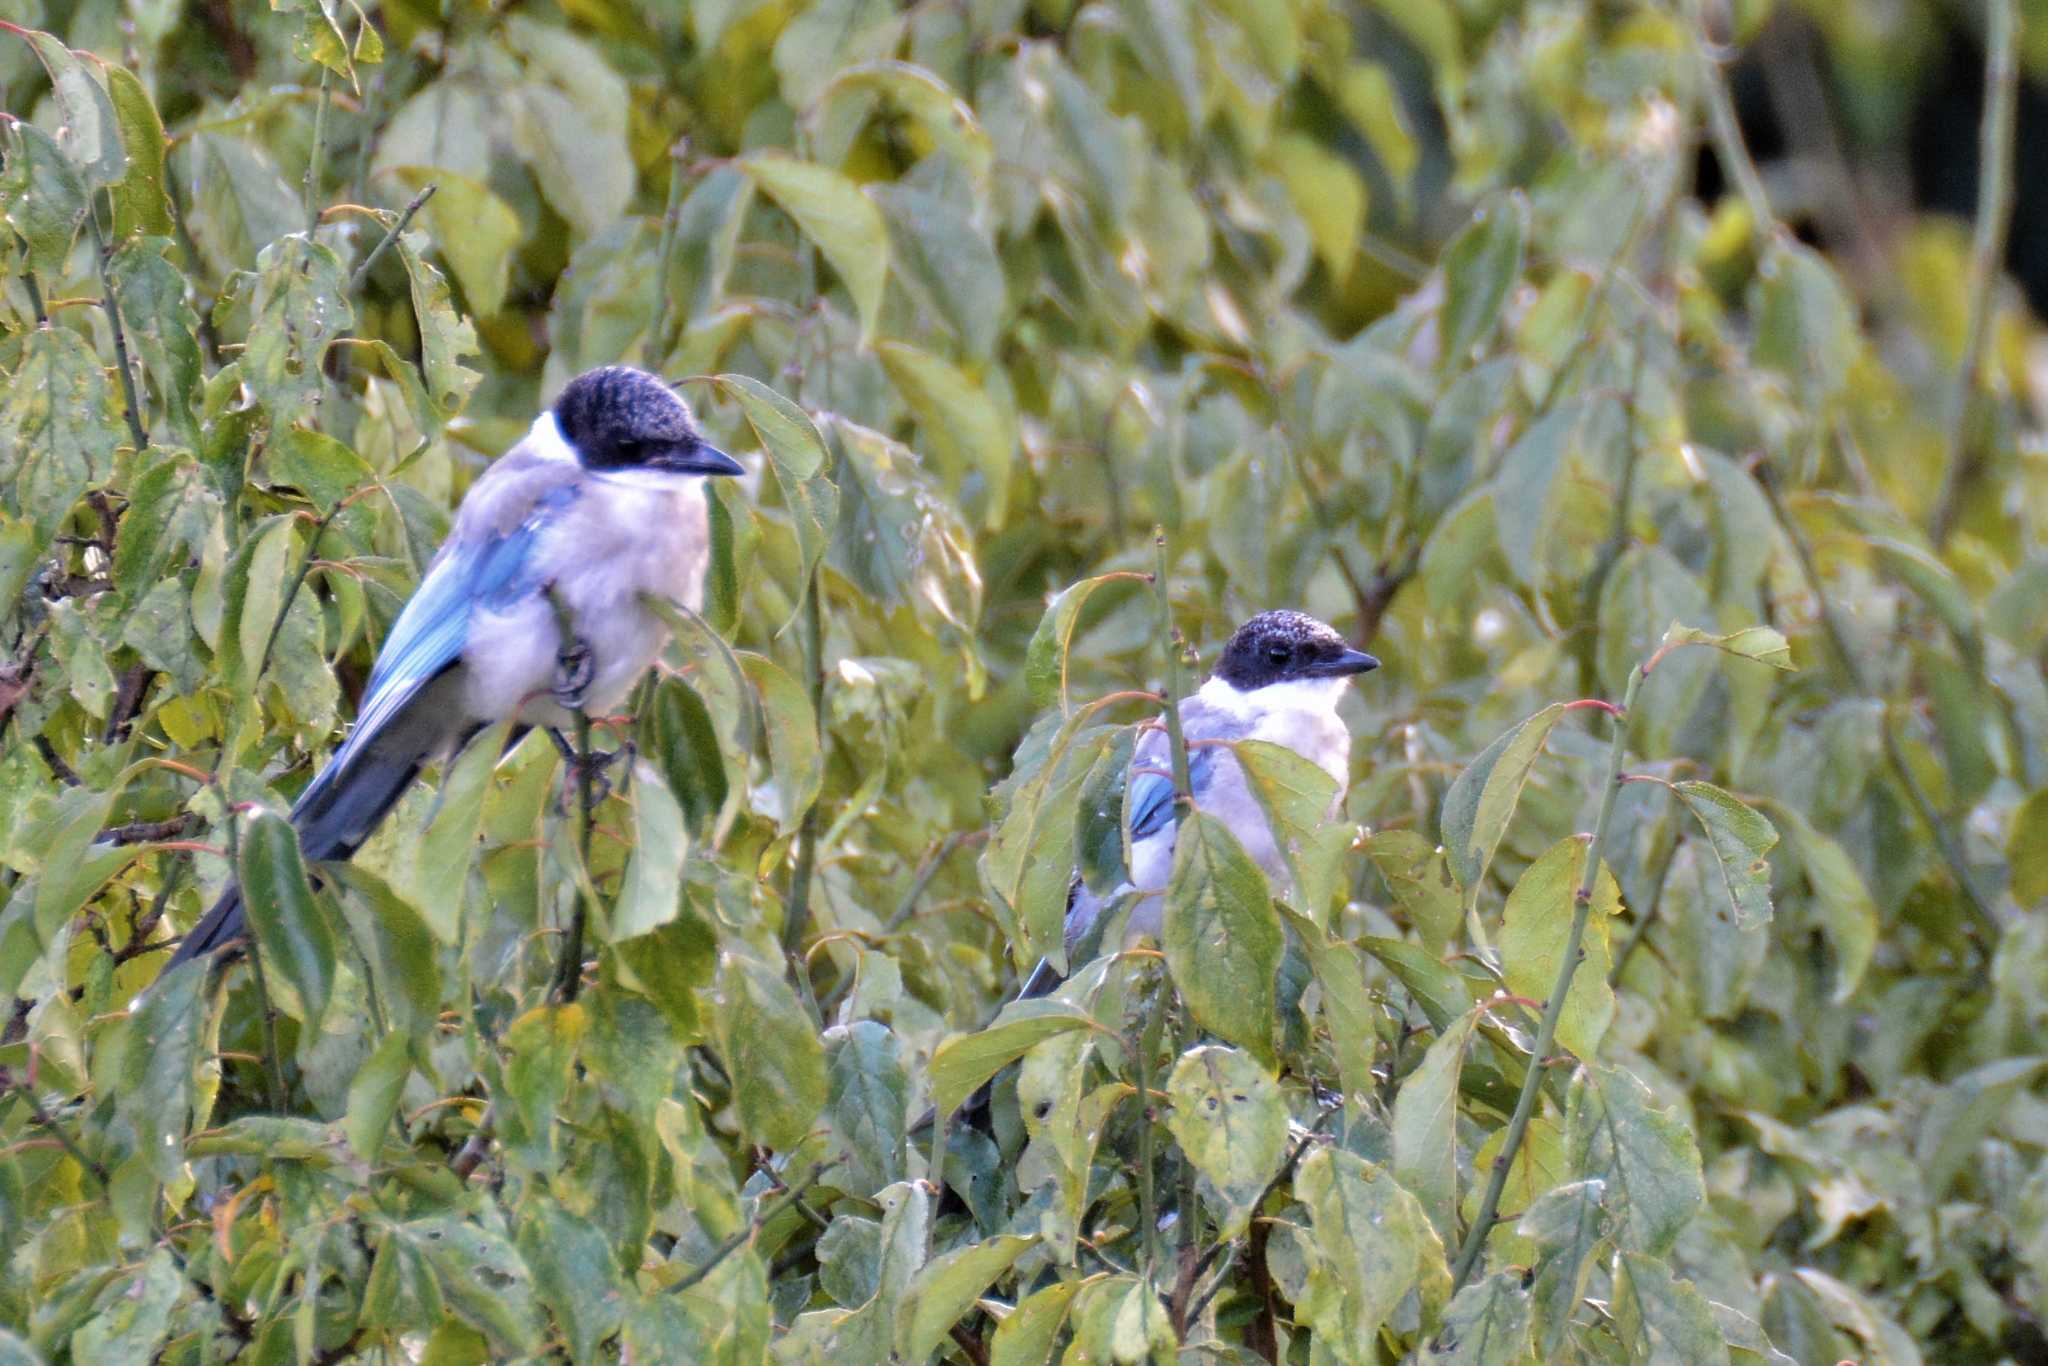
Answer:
[1194, 673, 1350, 722]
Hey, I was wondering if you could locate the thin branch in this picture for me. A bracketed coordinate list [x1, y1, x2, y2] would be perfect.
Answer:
[302, 67, 332, 234]
[347, 182, 436, 292]
[1451, 666, 1642, 1292]
[100, 814, 198, 846]
[644, 139, 692, 368]
[88, 208, 148, 451]
[1, 1070, 108, 1192]
[1930, 0, 2019, 547]
[669, 1158, 840, 1293]
[1690, 0, 1775, 240]
[781, 568, 829, 1030]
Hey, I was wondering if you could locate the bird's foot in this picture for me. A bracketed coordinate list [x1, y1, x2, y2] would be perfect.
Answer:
[553, 638, 595, 709]
[546, 729, 632, 807]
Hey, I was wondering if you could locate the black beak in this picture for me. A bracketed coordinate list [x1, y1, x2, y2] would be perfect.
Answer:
[651, 441, 745, 477]
[1313, 648, 1380, 678]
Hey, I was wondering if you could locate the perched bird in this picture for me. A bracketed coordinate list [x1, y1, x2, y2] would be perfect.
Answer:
[159, 365, 744, 976]
[1019, 609, 1378, 997]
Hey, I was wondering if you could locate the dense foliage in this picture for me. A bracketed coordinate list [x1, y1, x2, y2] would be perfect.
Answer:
[2, 0, 2045, 1361]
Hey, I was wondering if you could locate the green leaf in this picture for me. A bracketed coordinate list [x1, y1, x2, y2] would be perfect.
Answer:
[265, 426, 374, 515]
[811, 62, 994, 189]
[117, 958, 205, 1181]
[1023, 573, 1139, 712]
[408, 720, 509, 943]
[1074, 725, 1136, 895]
[1766, 803, 1877, 1002]
[14, 27, 124, 186]
[109, 239, 204, 446]
[328, 865, 442, 1038]
[401, 1218, 543, 1353]
[1563, 1063, 1704, 1257]
[990, 1279, 1081, 1366]
[1751, 240, 1855, 404]
[240, 809, 338, 1026]
[1, 120, 86, 273]
[1360, 935, 1481, 1034]
[1439, 701, 1566, 897]
[872, 183, 1005, 363]
[1655, 622, 1796, 672]
[1164, 1043, 1287, 1237]
[1267, 133, 1366, 284]
[1500, 837, 1622, 1058]
[2011, 787, 2048, 908]
[105, 63, 172, 238]
[1421, 1271, 1534, 1365]
[186, 132, 300, 276]
[394, 232, 482, 419]
[1365, 829, 1462, 953]
[1517, 1179, 1613, 1356]
[1296, 1147, 1451, 1352]
[1490, 400, 1586, 588]
[1234, 737, 1345, 917]
[0, 327, 124, 557]
[71, 1250, 182, 1365]
[243, 234, 354, 426]
[740, 152, 888, 343]
[928, 997, 1102, 1119]
[612, 760, 689, 939]
[982, 720, 1110, 968]
[517, 1198, 625, 1364]
[824, 1020, 908, 1195]
[1162, 812, 1284, 1067]
[1283, 909, 1384, 1106]
[1671, 780, 1777, 929]
[738, 652, 822, 832]
[1393, 1006, 1482, 1240]
[1440, 191, 1527, 368]
[645, 675, 729, 842]
[876, 340, 1016, 527]
[344, 1029, 413, 1160]
[1614, 1253, 1731, 1366]
[709, 373, 837, 587]
[826, 416, 981, 633]
[894, 1234, 1037, 1361]
[712, 948, 828, 1150]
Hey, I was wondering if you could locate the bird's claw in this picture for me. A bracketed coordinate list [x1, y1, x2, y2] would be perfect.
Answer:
[553, 637, 595, 708]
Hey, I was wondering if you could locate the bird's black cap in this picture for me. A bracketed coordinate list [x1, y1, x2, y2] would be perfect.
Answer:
[1213, 609, 1379, 691]
[553, 365, 743, 477]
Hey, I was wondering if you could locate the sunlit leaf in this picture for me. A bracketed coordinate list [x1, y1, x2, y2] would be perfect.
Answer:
[1163, 812, 1283, 1067]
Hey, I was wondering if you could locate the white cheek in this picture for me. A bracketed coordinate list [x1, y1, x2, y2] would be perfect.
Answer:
[526, 410, 579, 465]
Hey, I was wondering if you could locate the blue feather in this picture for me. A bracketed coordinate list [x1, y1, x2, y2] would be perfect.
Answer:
[1127, 744, 1215, 843]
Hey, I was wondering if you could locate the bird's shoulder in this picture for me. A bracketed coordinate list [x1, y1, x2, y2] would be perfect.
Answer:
[451, 444, 585, 543]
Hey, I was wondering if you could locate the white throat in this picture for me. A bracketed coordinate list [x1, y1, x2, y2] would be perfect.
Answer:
[1195, 673, 1351, 722]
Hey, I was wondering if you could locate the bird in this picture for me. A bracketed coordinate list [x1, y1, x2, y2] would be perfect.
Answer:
[1019, 609, 1379, 998]
[157, 364, 744, 977]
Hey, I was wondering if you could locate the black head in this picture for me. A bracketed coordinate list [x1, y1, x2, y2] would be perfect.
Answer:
[552, 365, 743, 477]
[1213, 610, 1380, 691]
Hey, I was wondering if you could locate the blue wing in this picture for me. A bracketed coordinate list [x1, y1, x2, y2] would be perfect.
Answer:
[322, 487, 572, 780]
[1127, 744, 1216, 843]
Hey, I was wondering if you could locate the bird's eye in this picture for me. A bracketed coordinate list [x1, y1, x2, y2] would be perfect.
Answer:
[613, 439, 643, 464]
[1267, 645, 1289, 665]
